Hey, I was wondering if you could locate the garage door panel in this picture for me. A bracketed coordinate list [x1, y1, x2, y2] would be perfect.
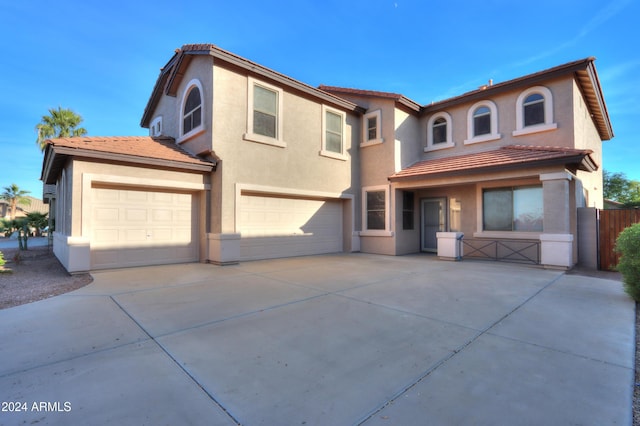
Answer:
[239, 194, 343, 261]
[90, 187, 198, 269]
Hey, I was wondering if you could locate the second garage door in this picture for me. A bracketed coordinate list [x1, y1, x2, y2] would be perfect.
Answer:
[238, 194, 343, 261]
[90, 186, 199, 270]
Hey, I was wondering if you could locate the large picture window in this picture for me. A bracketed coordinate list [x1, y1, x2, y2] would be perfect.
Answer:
[483, 186, 543, 232]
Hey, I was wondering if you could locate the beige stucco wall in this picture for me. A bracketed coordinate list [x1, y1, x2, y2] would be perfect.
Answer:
[419, 77, 578, 162]
[150, 56, 215, 156]
[210, 64, 360, 235]
[572, 80, 604, 209]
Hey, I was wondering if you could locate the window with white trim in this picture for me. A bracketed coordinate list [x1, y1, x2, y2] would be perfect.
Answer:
[513, 86, 557, 136]
[244, 77, 285, 148]
[179, 79, 204, 142]
[150, 116, 163, 137]
[362, 185, 390, 235]
[426, 111, 454, 151]
[465, 100, 500, 144]
[483, 186, 543, 232]
[361, 110, 383, 146]
[320, 105, 347, 160]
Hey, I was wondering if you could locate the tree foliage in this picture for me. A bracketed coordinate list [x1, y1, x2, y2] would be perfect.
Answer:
[1, 184, 31, 220]
[603, 170, 640, 207]
[35, 106, 88, 151]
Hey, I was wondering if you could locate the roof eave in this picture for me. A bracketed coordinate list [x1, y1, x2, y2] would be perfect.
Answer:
[46, 146, 215, 177]
[142, 44, 363, 124]
[389, 154, 596, 182]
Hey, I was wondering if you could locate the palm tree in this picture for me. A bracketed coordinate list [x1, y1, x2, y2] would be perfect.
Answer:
[1, 184, 31, 220]
[35, 106, 88, 151]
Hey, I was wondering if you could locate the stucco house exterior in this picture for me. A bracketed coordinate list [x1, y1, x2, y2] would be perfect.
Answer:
[40, 44, 613, 273]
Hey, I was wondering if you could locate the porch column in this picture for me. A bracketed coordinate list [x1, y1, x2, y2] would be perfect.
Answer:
[539, 172, 574, 268]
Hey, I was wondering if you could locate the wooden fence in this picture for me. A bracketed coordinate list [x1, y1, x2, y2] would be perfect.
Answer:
[599, 209, 640, 270]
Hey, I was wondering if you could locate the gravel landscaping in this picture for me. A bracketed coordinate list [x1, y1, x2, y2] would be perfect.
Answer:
[0, 245, 92, 310]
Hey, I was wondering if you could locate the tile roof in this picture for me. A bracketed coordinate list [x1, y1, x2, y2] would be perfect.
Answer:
[318, 85, 421, 113]
[45, 136, 212, 167]
[141, 44, 362, 128]
[389, 145, 597, 181]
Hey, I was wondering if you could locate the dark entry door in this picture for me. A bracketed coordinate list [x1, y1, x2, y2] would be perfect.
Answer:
[421, 198, 447, 252]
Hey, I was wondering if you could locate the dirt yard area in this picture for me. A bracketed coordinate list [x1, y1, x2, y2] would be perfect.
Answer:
[0, 245, 92, 309]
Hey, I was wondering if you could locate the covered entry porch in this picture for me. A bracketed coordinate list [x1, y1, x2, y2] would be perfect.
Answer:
[389, 145, 599, 269]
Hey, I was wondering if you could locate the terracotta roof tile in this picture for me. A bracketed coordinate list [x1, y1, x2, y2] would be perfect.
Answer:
[389, 145, 596, 181]
[45, 136, 212, 167]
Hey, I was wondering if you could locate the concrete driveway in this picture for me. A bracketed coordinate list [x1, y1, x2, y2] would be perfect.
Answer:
[0, 254, 634, 425]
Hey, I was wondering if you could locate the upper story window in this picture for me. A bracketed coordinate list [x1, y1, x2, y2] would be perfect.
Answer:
[178, 79, 204, 143]
[433, 118, 447, 142]
[465, 100, 500, 145]
[244, 77, 286, 148]
[524, 94, 544, 126]
[513, 86, 557, 136]
[320, 105, 347, 160]
[361, 110, 383, 147]
[150, 116, 163, 137]
[425, 112, 454, 151]
[473, 107, 491, 136]
[254, 85, 278, 138]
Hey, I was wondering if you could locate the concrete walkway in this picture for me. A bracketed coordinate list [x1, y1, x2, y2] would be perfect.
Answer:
[0, 254, 634, 425]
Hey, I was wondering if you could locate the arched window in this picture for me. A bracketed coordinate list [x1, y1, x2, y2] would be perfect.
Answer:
[473, 106, 491, 136]
[513, 86, 557, 136]
[178, 79, 205, 142]
[432, 117, 447, 143]
[523, 93, 544, 126]
[465, 100, 500, 144]
[425, 112, 454, 151]
[183, 86, 202, 134]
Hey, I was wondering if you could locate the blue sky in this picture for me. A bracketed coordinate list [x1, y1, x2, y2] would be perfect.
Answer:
[1, 0, 638, 198]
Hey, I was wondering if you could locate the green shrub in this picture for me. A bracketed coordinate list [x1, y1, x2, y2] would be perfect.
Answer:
[615, 223, 640, 301]
[0, 251, 4, 267]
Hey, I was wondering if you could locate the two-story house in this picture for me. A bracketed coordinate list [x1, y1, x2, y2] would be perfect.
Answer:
[41, 44, 612, 273]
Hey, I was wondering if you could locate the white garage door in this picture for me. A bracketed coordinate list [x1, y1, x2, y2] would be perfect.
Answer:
[239, 194, 343, 261]
[90, 186, 198, 269]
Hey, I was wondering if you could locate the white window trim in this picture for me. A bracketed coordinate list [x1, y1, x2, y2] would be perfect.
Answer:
[464, 100, 501, 145]
[178, 79, 205, 144]
[361, 185, 393, 236]
[361, 109, 383, 147]
[320, 105, 347, 160]
[513, 86, 557, 136]
[243, 77, 286, 148]
[425, 111, 455, 152]
[150, 116, 163, 137]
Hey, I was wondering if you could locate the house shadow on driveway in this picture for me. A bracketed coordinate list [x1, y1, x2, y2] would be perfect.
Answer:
[0, 254, 633, 425]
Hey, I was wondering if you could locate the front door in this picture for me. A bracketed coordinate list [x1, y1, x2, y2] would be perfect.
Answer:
[421, 198, 447, 252]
